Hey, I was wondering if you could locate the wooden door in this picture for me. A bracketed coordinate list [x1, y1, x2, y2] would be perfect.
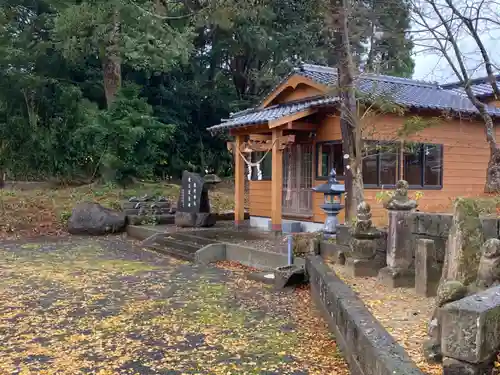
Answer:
[282, 144, 313, 216]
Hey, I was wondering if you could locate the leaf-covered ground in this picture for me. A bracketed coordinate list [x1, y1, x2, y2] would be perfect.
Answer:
[0, 237, 348, 375]
[0, 182, 235, 240]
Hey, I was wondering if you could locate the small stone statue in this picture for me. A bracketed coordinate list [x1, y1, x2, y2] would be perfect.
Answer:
[384, 180, 417, 211]
[351, 201, 379, 238]
[476, 238, 500, 290]
[346, 201, 383, 277]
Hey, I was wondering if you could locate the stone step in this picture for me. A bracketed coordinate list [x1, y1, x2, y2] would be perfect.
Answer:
[170, 233, 217, 247]
[147, 244, 195, 262]
[155, 236, 201, 254]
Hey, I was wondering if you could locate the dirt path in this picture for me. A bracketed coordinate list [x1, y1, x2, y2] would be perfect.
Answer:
[0, 237, 348, 375]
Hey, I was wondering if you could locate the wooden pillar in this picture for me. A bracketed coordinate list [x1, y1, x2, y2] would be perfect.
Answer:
[271, 129, 283, 231]
[234, 135, 245, 227]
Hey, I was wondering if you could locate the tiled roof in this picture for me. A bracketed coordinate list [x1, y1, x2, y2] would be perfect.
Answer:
[209, 63, 500, 132]
[207, 96, 339, 132]
[442, 75, 500, 98]
[296, 64, 500, 117]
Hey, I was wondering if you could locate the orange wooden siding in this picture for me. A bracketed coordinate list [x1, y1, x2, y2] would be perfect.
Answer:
[486, 99, 500, 108]
[249, 180, 272, 217]
[249, 113, 492, 226]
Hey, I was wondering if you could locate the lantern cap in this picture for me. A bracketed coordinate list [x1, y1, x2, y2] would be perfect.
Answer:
[313, 168, 345, 194]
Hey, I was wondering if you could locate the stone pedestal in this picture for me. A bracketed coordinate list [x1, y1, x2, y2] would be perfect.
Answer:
[347, 238, 384, 277]
[378, 266, 415, 288]
[378, 209, 415, 288]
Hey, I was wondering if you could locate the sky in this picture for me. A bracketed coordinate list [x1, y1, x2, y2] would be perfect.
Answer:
[412, 29, 500, 84]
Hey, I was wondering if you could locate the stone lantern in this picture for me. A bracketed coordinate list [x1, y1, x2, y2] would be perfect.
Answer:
[313, 168, 345, 237]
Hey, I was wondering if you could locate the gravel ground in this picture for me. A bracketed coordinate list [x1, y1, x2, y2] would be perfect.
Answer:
[329, 262, 441, 375]
[0, 236, 348, 375]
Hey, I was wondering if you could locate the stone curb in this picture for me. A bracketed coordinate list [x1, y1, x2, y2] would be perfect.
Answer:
[195, 243, 305, 271]
[306, 255, 425, 375]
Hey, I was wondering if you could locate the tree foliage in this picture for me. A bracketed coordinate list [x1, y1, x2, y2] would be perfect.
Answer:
[0, 0, 415, 184]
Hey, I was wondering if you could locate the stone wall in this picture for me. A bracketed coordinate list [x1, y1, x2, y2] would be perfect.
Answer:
[410, 212, 452, 264]
[306, 255, 425, 375]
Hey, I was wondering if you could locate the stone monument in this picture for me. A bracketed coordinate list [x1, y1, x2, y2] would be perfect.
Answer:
[346, 201, 384, 277]
[415, 238, 442, 297]
[378, 180, 418, 288]
[423, 232, 500, 364]
[175, 171, 220, 228]
[440, 285, 500, 375]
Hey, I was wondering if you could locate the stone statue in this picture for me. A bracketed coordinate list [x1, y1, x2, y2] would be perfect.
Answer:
[384, 180, 417, 211]
[476, 238, 500, 290]
[351, 201, 379, 238]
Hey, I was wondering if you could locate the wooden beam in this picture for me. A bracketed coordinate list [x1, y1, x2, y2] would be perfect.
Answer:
[271, 128, 283, 232]
[249, 134, 272, 141]
[229, 124, 270, 136]
[246, 135, 295, 152]
[229, 135, 295, 153]
[284, 121, 318, 131]
[234, 135, 245, 227]
[268, 108, 318, 128]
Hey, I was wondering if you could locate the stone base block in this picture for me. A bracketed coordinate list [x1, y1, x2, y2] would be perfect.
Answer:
[346, 258, 381, 277]
[175, 212, 216, 228]
[443, 357, 491, 375]
[282, 221, 302, 234]
[195, 212, 216, 228]
[377, 266, 415, 288]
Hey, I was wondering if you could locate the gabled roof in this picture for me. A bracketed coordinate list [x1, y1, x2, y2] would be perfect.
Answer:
[296, 64, 500, 116]
[208, 96, 339, 133]
[441, 74, 500, 98]
[209, 63, 500, 133]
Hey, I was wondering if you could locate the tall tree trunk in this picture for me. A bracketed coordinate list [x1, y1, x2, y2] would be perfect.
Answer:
[103, 10, 121, 108]
[336, 0, 365, 220]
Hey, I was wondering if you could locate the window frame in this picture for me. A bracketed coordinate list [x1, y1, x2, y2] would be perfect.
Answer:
[250, 151, 272, 181]
[403, 143, 444, 190]
[314, 139, 444, 190]
[315, 140, 345, 181]
[362, 140, 401, 189]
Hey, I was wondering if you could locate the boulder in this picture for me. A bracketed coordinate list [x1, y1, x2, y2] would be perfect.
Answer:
[68, 202, 126, 235]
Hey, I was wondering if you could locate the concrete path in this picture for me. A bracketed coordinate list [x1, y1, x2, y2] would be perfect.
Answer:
[0, 237, 347, 375]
